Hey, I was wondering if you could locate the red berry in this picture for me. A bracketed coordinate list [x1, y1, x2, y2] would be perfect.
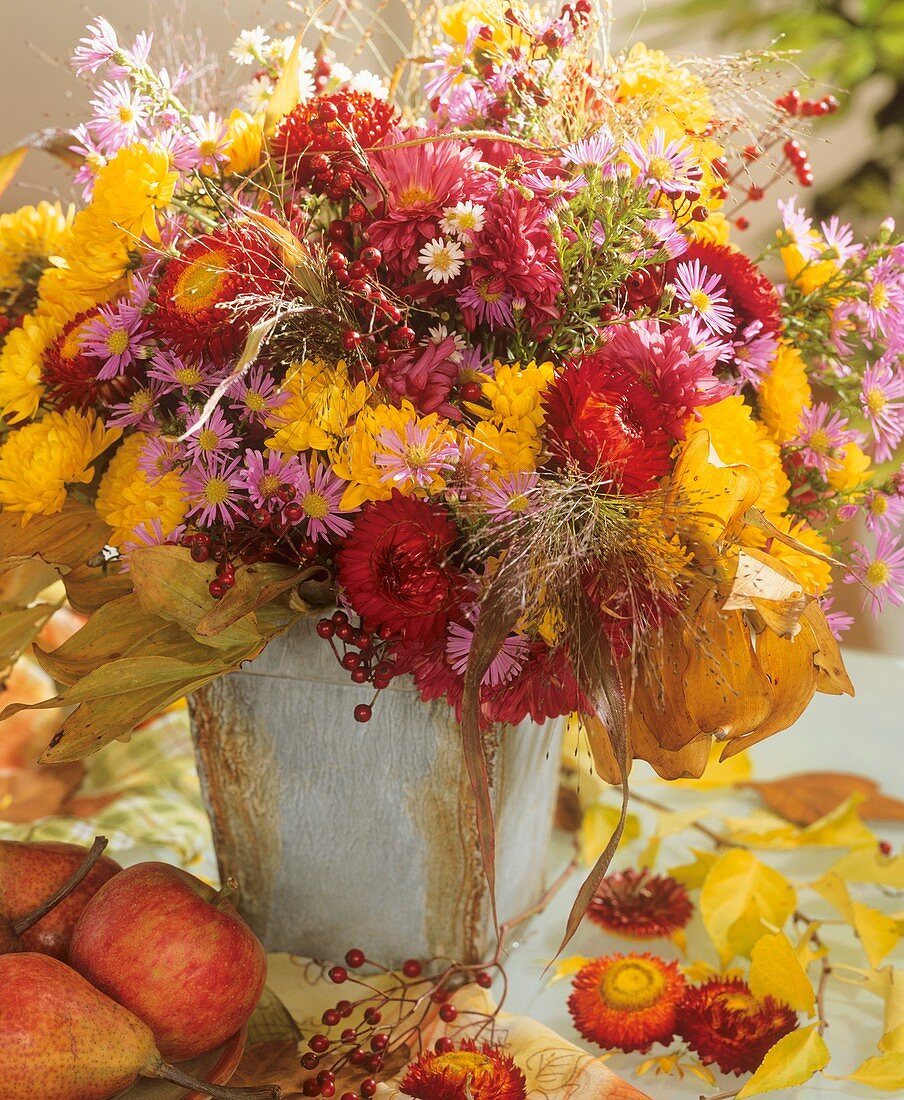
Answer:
[320, 1086, 335, 1098]
[250, 507, 272, 528]
[439, 1004, 458, 1022]
[319, 101, 339, 123]
[301, 1052, 320, 1070]
[345, 948, 366, 968]
[332, 610, 349, 625]
[340, 1094, 359, 1100]
[691, 206, 709, 222]
[327, 250, 348, 271]
[360, 1080, 377, 1099]
[349, 1046, 366, 1065]
[476, 971, 493, 988]
[351, 668, 369, 684]
[736, 216, 750, 230]
[370, 1033, 389, 1051]
[329, 965, 348, 984]
[341, 1027, 357, 1043]
[278, 482, 297, 502]
[747, 184, 765, 201]
[342, 330, 362, 350]
[322, 1008, 341, 1026]
[336, 999, 353, 1017]
[329, 221, 352, 242]
[209, 580, 226, 600]
[879, 840, 893, 856]
[336, 622, 353, 642]
[348, 202, 367, 222]
[461, 381, 483, 402]
[309, 1034, 330, 1053]
[354, 704, 372, 723]
[363, 1053, 383, 1073]
[743, 144, 760, 162]
[434, 1037, 454, 1053]
[317, 1071, 336, 1087]
[341, 652, 362, 672]
[190, 544, 210, 563]
[360, 246, 381, 269]
[303, 1080, 321, 1097]
[364, 1007, 382, 1025]
[285, 502, 305, 524]
[310, 153, 330, 175]
[402, 959, 422, 978]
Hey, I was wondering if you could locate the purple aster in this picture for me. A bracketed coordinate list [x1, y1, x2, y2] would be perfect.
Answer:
[481, 471, 540, 521]
[521, 169, 586, 208]
[562, 131, 616, 174]
[818, 595, 855, 640]
[858, 256, 904, 340]
[864, 488, 904, 533]
[108, 379, 166, 429]
[182, 406, 241, 460]
[375, 421, 458, 490]
[120, 518, 186, 569]
[139, 436, 183, 481]
[229, 366, 289, 422]
[190, 112, 230, 173]
[89, 81, 150, 150]
[446, 437, 491, 502]
[860, 358, 904, 462]
[457, 281, 514, 330]
[239, 449, 303, 510]
[672, 260, 735, 336]
[71, 17, 120, 75]
[844, 532, 904, 615]
[644, 212, 687, 260]
[80, 301, 148, 379]
[293, 462, 359, 542]
[184, 454, 246, 528]
[446, 615, 529, 686]
[626, 129, 703, 197]
[819, 216, 858, 265]
[148, 350, 222, 396]
[794, 403, 861, 475]
[69, 124, 108, 201]
[777, 197, 820, 259]
[731, 322, 779, 389]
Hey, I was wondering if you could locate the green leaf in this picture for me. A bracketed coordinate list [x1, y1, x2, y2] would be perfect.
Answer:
[736, 1024, 830, 1098]
[0, 601, 59, 667]
[0, 502, 112, 575]
[195, 563, 305, 637]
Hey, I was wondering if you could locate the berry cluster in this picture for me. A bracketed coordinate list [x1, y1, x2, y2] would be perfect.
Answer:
[296, 948, 500, 1097]
[316, 610, 399, 722]
[775, 89, 840, 118]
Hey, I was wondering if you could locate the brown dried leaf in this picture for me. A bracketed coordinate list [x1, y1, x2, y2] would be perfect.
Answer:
[0, 502, 112, 576]
[555, 786, 583, 832]
[231, 1039, 306, 1097]
[744, 772, 904, 827]
[0, 761, 84, 823]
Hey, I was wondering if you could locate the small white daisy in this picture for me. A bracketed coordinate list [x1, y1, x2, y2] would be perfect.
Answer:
[419, 237, 466, 284]
[230, 27, 269, 66]
[348, 69, 389, 100]
[244, 74, 274, 111]
[440, 201, 486, 238]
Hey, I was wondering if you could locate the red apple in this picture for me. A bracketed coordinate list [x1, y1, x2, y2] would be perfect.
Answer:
[68, 862, 266, 1061]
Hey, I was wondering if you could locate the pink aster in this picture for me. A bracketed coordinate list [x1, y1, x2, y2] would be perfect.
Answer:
[182, 406, 241, 460]
[777, 197, 820, 260]
[366, 133, 487, 278]
[108, 379, 166, 429]
[521, 168, 586, 208]
[446, 437, 491, 502]
[120, 518, 186, 569]
[80, 301, 148, 379]
[148, 350, 225, 396]
[819, 595, 855, 640]
[71, 17, 120, 75]
[644, 212, 688, 260]
[860, 358, 904, 462]
[730, 322, 778, 388]
[69, 124, 108, 200]
[562, 131, 616, 174]
[294, 462, 358, 542]
[672, 259, 735, 336]
[446, 615, 529, 686]
[184, 454, 246, 528]
[239, 449, 303, 509]
[375, 421, 458, 490]
[461, 187, 563, 332]
[229, 365, 289, 422]
[89, 81, 150, 150]
[863, 488, 904, 533]
[383, 336, 461, 418]
[190, 112, 230, 173]
[819, 216, 858, 265]
[794, 403, 861, 475]
[139, 436, 183, 481]
[844, 532, 904, 614]
[481, 472, 540, 521]
[626, 129, 703, 197]
[859, 256, 904, 340]
[457, 281, 514, 329]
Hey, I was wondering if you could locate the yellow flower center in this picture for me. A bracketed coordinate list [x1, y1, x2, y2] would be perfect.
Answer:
[646, 155, 674, 182]
[258, 474, 281, 498]
[86, 152, 106, 172]
[245, 390, 266, 411]
[130, 390, 154, 414]
[477, 281, 504, 304]
[598, 958, 667, 1012]
[118, 105, 135, 124]
[507, 492, 529, 512]
[105, 328, 130, 356]
[869, 494, 888, 516]
[399, 184, 435, 207]
[301, 490, 330, 519]
[689, 289, 711, 312]
[174, 365, 204, 387]
[866, 387, 888, 415]
[870, 282, 890, 312]
[867, 560, 891, 587]
[203, 477, 230, 504]
[808, 428, 830, 455]
[199, 139, 219, 158]
[61, 322, 92, 360]
[429, 249, 456, 273]
[197, 428, 220, 452]
[431, 1051, 494, 1078]
[174, 248, 231, 315]
[454, 211, 479, 230]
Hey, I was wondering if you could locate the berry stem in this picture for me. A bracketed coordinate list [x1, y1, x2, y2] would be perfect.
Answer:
[13, 836, 108, 936]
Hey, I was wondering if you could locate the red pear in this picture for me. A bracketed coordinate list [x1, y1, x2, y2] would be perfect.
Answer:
[0, 953, 280, 1100]
[69, 862, 267, 1061]
[0, 838, 120, 959]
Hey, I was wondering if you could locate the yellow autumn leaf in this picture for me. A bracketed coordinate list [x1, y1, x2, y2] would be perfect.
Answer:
[795, 921, 828, 969]
[546, 955, 592, 986]
[669, 849, 719, 889]
[580, 802, 640, 867]
[798, 794, 876, 848]
[843, 1053, 904, 1091]
[811, 873, 900, 967]
[665, 741, 753, 789]
[749, 932, 816, 1014]
[637, 834, 660, 869]
[680, 958, 720, 983]
[880, 1023, 904, 1053]
[830, 847, 904, 888]
[832, 964, 904, 1039]
[736, 1024, 830, 1098]
[700, 849, 797, 964]
[0, 145, 27, 199]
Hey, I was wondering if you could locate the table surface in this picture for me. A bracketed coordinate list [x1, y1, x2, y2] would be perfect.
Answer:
[501, 648, 904, 1100]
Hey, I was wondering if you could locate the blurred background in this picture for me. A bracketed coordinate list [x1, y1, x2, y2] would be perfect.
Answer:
[1, 0, 902, 652]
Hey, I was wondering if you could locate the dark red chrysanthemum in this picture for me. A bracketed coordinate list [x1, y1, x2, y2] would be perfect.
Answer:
[670, 241, 783, 341]
[153, 226, 284, 365]
[588, 868, 693, 938]
[545, 355, 673, 492]
[676, 977, 798, 1075]
[400, 1040, 527, 1100]
[42, 309, 132, 410]
[269, 90, 398, 183]
[568, 953, 687, 1054]
[338, 492, 465, 643]
[482, 643, 584, 726]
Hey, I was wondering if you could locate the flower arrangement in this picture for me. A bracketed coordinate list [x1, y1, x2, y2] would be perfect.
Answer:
[1, 0, 903, 939]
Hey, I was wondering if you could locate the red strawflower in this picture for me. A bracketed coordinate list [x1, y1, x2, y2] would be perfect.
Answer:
[676, 977, 798, 1075]
[597, 320, 728, 438]
[42, 309, 132, 410]
[670, 241, 782, 341]
[270, 90, 398, 184]
[545, 356, 673, 492]
[153, 225, 285, 365]
[568, 953, 687, 1054]
[587, 868, 693, 938]
[400, 1040, 526, 1100]
[462, 187, 563, 332]
[338, 492, 465, 643]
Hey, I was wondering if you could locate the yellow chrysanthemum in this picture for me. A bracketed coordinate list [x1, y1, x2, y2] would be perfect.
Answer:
[91, 142, 178, 244]
[827, 440, 871, 493]
[0, 312, 62, 422]
[266, 358, 372, 454]
[439, 0, 531, 54]
[688, 396, 790, 519]
[469, 359, 554, 472]
[767, 516, 833, 596]
[0, 409, 120, 521]
[94, 433, 188, 546]
[0, 201, 74, 312]
[689, 210, 731, 247]
[36, 204, 132, 315]
[758, 344, 812, 443]
[617, 44, 713, 136]
[224, 109, 265, 175]
[780, 236, 838, 297]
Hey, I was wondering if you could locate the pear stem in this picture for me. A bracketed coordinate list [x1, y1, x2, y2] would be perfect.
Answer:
[13, 836, 109, 936]
[151, 1059, 281, 1099]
